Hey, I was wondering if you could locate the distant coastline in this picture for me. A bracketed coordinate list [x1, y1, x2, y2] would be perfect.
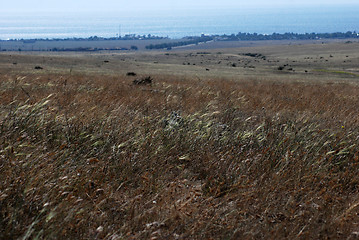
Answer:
[0, 31, 358, 52]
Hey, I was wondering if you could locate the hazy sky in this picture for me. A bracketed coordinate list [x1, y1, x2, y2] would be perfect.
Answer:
[3, 0, 359, 12]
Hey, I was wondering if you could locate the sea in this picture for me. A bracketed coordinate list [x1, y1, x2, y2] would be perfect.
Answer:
[0, 5, 358, 40]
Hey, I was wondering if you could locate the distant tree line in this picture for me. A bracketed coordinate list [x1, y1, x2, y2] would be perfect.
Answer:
[216, 31, 359, 41]
[50, 47, 131, 52]
[1, 34, 168, 42]
[144, 31, 359, 50]
[1, 32, 357, 43]
[145, 36, 214, 50]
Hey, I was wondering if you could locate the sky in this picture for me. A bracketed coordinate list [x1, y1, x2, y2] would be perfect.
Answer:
[3, 0, 359, 12]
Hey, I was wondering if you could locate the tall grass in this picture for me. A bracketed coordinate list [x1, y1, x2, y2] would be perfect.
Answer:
[1, 73, 359, 239]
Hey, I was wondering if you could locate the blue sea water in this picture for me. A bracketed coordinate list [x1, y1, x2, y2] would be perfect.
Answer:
[0, 5, 358, 40]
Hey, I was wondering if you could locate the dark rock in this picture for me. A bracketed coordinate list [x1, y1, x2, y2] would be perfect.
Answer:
[126, 72, 137, 76]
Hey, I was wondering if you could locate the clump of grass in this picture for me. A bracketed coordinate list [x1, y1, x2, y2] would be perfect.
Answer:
[1, 72, 359, 239]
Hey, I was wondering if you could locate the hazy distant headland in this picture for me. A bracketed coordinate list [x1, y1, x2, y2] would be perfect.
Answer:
[0, 31, 358, 52]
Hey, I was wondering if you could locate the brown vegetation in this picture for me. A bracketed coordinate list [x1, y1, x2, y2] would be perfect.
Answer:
[1, 43, 359, 239]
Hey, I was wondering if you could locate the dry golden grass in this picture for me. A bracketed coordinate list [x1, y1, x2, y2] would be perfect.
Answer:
[1, 46, 359, 239]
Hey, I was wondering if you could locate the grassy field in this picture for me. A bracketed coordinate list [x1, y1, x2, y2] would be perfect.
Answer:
[1, 41, 359, 239]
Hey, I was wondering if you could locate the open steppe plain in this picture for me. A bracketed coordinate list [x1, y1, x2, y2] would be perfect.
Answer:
[1, 40, 359, 239]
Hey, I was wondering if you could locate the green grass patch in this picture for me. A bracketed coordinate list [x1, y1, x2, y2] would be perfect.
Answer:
[314, 69, 359, 77]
